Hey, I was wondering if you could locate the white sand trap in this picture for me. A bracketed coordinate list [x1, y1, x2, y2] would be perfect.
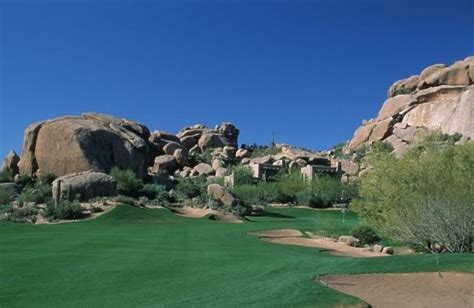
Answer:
[319, 272, 474, 308]
[248, 229, 303, 238]
[170, 207, 218, 218]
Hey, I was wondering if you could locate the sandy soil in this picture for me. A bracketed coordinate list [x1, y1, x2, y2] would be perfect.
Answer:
[319, 272, 474, 308]
[249, 229, 389, 258]
[169, 207, 243, 223]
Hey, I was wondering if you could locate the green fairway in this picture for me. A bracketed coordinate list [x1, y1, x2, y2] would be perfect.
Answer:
[1, 206, 473, 307]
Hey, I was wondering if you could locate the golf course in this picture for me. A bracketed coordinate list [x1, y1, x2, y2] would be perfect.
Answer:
[1, 205, 473, 307]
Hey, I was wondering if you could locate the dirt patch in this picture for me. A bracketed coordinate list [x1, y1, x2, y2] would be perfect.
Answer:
[248, 229, 303, 238]
[319, 272, 474, 308]
[249, 229, 388, 258]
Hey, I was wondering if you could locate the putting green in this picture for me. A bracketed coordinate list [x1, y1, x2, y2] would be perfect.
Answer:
[1, 205, 473, 307]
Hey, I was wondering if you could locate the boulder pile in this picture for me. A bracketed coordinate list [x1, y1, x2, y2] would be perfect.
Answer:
[346, 56, 473, 157]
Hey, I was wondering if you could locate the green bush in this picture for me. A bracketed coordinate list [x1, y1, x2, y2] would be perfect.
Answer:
[352, 133, 474, 253]
[140, 184, 169, 203]
[15, 175, 35, 190]
[231, 166, 255, 186]
[0, 171, 12, 183]
[256, 181, 281, 204]
[351, 225, 381, 245]
[231, 185, 261, 207]
[174, 176, 207, 202]
[249, 146, 280, 158]
[274, 172, 305, 203]
[110, 167, 143, 198]
[17, 182, 52, 205]
[115, 195, 136, 205]
[0, 188, 11, 205]
[191, 149, 214, 165]
[44, 200, 86, 220]
[0, 203, 38, 223]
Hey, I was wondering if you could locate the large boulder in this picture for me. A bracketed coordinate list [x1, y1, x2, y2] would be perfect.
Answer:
[346, 57, 474, 156]
[18, 113, 153, 178]
[151, 155, 178, 174]
[1, 150, 20, 176]
[51, 171, 117, 202]
[207, 183, 237, 207]
[193, 163, 215, 176]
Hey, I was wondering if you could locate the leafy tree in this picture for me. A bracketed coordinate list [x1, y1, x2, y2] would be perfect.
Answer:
[110, 167, 143, 198]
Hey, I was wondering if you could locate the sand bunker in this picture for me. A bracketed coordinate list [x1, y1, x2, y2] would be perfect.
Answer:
[170, 207, 243, 223]
[319, 272, 474, 308]
[170, 207, 218, 218]
[249, 229, 388, 258]
[249, 229, 303, 238]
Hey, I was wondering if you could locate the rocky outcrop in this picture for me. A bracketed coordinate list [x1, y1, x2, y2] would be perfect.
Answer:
[1, 151, 20, 176]
[18, 113, 153, 178]
[347, 57, 474, 155]
[207, 184, 237, 207]
[51, 171, 117, 202]
[0, 183, 20, 200]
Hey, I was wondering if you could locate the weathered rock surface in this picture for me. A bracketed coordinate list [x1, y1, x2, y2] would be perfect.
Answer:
[193, 163, 215, 176]
[1, 151, 20, 176]
[18, 113, 153, 178]
[52, 171, 117, 202]
[207, 183, 237, 207]
[347, 57, 474, 155]
[151, 155, 178, 174]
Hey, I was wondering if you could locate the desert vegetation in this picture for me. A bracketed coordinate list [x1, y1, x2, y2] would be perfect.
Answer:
[352, 132, 474, 253]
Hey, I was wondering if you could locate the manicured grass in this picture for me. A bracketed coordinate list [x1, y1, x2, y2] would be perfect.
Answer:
[1, 205, 473, 307]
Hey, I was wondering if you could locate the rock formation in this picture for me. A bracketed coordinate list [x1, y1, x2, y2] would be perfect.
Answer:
[52, 171, 117, 202]
[18, 113, 153, 178]
[1, 151, 20, 176]
[346, 56, 474, 156]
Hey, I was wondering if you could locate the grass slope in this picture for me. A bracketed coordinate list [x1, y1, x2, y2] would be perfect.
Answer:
[1, 205, 473, 307]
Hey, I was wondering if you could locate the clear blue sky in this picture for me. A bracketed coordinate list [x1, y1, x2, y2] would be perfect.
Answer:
[1, 0, 473, 160]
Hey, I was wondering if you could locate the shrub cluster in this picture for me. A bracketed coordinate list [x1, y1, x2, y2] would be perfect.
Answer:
[44, 199, 87, 220]
[351, 225, 381, 245]
[352, 132, 474, 253]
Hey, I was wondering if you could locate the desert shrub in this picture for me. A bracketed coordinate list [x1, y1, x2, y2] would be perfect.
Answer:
[0, 171, 13, 183]
[37, 173, 56, 185]
[140, 184, 169, 203]
[274, 172, 305, 203]
[115, 195, 136, 205]
[296, 186, 323, 207]
[191, 149, 214, 165]
[256, 181, 281, 204]
[0, 187, 11, 205]
[17, 181, 52, 205]
[332, 142, 350, 159]
[0, 203, 38, 223]
[231, 165, 255, 186]
[15, 175, 35, 190]
[174, 176, 207, 202]
[110, 167, 143, 198]
[351, 225, 381, 245]
[231, 185, 261, 207]
[249, 146, 280, 158]
[44, 200, 86, 220]
[352, 134, 474, 253]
